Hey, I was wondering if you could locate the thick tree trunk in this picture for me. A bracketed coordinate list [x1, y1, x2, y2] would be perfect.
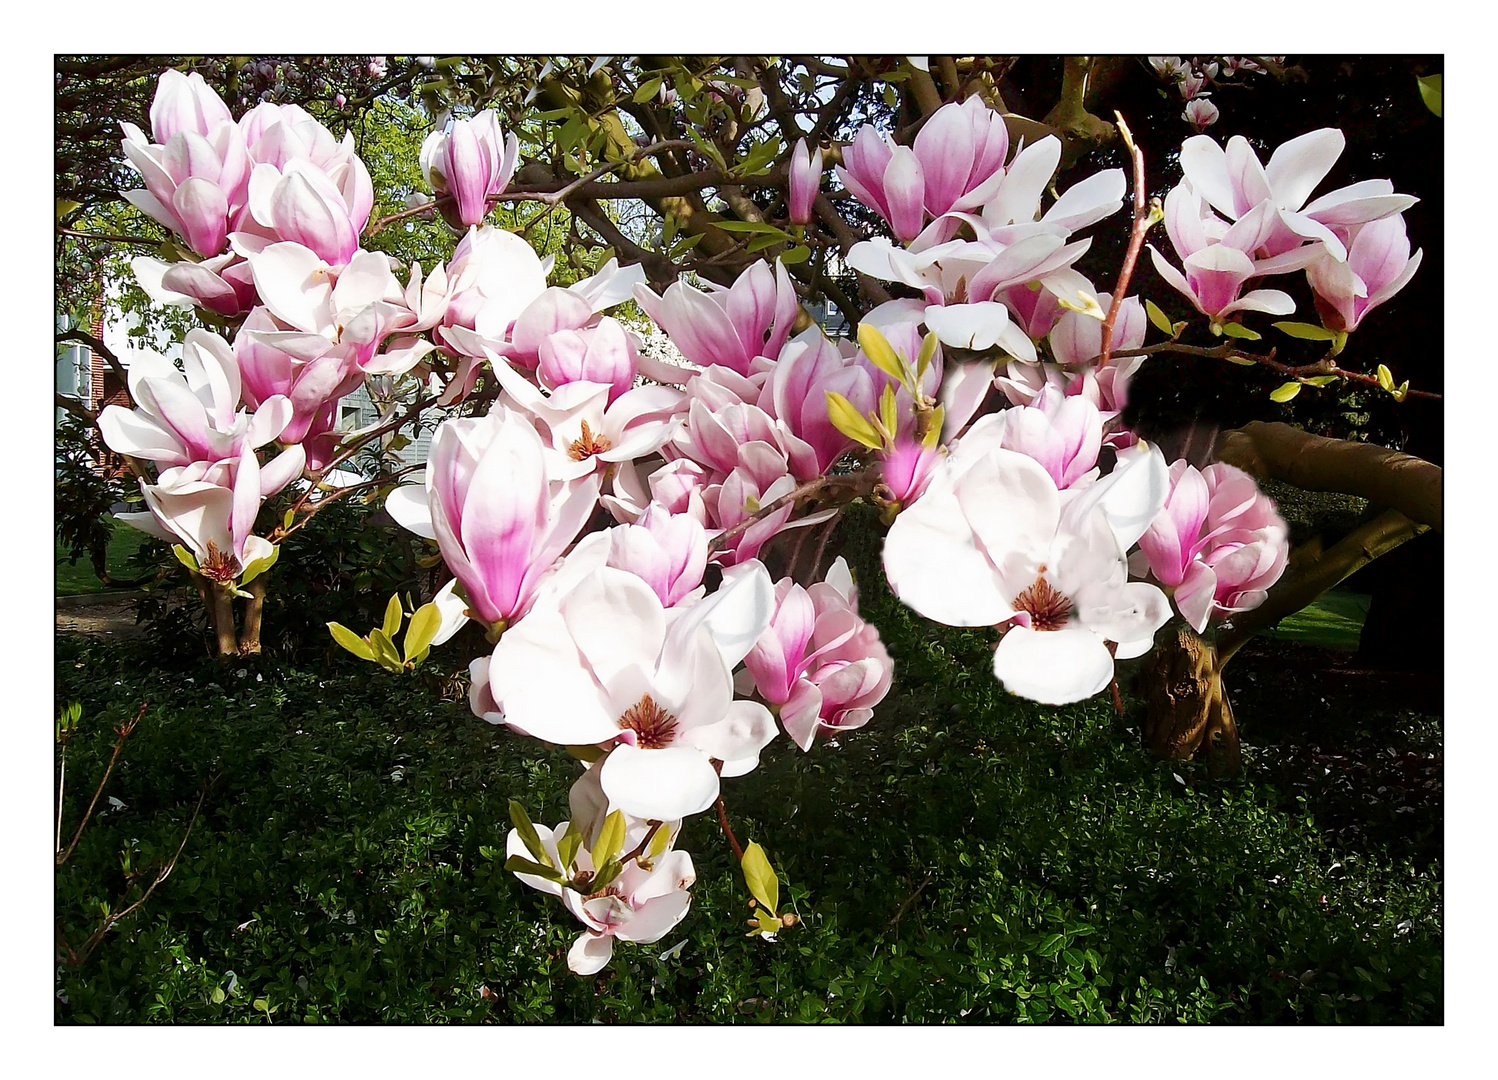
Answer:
[1138, 625, 1241, 777]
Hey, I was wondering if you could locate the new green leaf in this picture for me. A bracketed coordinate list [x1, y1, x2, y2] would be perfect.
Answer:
[741, 840, 779, 914]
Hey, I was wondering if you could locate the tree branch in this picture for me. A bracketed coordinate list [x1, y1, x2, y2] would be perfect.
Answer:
[1214, 421, 1442, 533]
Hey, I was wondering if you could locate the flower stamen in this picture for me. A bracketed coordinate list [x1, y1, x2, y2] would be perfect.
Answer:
[1013, 573, 1072, 632]
[568, 419, 612, 461]
[618, 693, 679, 749]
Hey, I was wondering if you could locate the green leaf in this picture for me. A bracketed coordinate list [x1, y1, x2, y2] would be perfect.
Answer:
[825, 391, 883, 450]
[648, 823, 672, 859]
[1269, 381, 1302, 403]
[1376, 363, 1395, 392]
[878, 383, 900, 441]
[565, 743, 605, 763]
[508, 800, 552, 867]
[171, 545, 199, 572]
[590, 858, 623, 893]
[916, 331, 939, 380]
[1225, 355, 1258, 366]
[282, 508, 295, 531]
[210, 986, 226, 1005]
[1145, 299, 1175, 336]
[327, 622, 376, 662]
[239, 543, 279, 587]
[746, 231, 789, 254]
[740, 840, 779, 914]
[503, 855, 564, 883]
[382, 594, 404, 639]
[366, 628, 403, 671]
[1417, 74, 1442, 118]
[755, 910, 782, 936]
[632, 76, 662, 103]
[593, 809, 626, 867]
[556, 824, 584, 871]
[712, 218, 790, 235]
[858, 323, 909, 387]
[779, 244, 811, 265]
[1301, 375, 1339, 387]
[1271, 320, 1338, 341]
[1220, 322, 1262, 341]
[403, 602, 442, 664]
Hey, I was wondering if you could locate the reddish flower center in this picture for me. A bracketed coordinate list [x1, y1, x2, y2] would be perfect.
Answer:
[1013, 572, 1072, 632]
[568, 419, 612, 461]
[619, 693, 679, 749]
[199, 539, 242, 584]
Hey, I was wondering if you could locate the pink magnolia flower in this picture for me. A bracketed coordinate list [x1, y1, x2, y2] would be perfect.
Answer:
[1307, 214, 1423, 332]
[1183, 99, 1220, 131]
[96, 330, 292, 469]
[744, 559, 893, 750]
[483, 564, 776, 820]
[1178, 129, 1418, 261]
[239, 101, 356, 173]
[120, 112, 250, 258]
[1148, 185, 1294, 321]
[632, 259, 799, 376]
[234, 156, 374, 268]
[116, 441, 304, 584]
[508, 812, 695, 976]
[788, 138, 822, 225]
[760, 330, 876, 475]
[836, 124, 928, 242]
[233, 307, 364, 448]
[1134, 461, 1289, 631]
[420, 110, 520, 228]
[605, 503, 709, 607]
[883, 441, 1171, 704]
[702, 444, 803, 566]
[384, 405, 601, 630]
[538, 316, 639, 403]
[436, 226, 553, 361]
[490, 359, 684, 482]
[910, 97, 1011, 218]
[131, 252, 259, 318]
[1048, 291, 1145, 366]
[147, 70, 234, 144]
[964, 388, 1104, 491]
[877, 436, 941, 508]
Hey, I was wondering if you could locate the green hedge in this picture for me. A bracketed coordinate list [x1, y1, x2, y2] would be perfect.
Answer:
[54, 514, 1441, 1024]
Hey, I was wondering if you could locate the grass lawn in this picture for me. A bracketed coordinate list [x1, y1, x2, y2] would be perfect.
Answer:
[55, 525, 152, 596]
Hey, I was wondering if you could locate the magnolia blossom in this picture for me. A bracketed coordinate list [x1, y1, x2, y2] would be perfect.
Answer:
[974, 389, 1103, 491]
[121, 112, 249, 259]
[1134, 461, 1289, 632]
[97, 330, 292, 469]
[761, 331, 875, 474]
[788, 138, 822, 225]
[117, 441, 304, 584]
[1048, 291, 1145, 366]
[1148, 185, 1295, 321]
[132, 252, 259, 318]
[632, 260, 798, 375]
[148, 70, 234, 143]
[1183, 99, 1220, 131]
[537, 317, 640, 403]
[743, 559, 893, 750]
[385, 405, 601, 629]
[605, 503, 709, 607]
[233, 156, 374, 268]
[484, 564, 777, 819]
[507, 814, 695, 976]
[883, 441, 1171, 704]
[421, 110, 520, 228]
[1307, 214, 1423, 332]
[1178, 128, 1418, 261]
[490, 359, 684, 482]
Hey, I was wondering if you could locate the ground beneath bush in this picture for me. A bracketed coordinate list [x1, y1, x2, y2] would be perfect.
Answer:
[55, 594, 146, 638]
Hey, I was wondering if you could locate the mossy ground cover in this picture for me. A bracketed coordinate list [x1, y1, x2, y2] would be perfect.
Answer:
[53, 516, 1441, 1024]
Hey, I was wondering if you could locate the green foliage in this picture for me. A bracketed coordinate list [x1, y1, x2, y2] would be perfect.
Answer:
[55, 510, 1442, 1023]
[54, 415, 128, 587]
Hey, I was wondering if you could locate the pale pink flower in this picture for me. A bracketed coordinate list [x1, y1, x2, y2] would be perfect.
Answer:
[384, 405, 601, 629]
[788, 138, 822, 225]
[420, 110, 520, 228]
[1307, 214, 1423, 332]
[632, 260, 799, 376]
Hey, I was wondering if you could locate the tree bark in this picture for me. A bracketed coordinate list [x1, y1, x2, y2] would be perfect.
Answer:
[1138, 626, 1242, 776]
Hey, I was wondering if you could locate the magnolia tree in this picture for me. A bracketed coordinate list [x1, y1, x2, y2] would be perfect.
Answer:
[73, 57, 1441, 975]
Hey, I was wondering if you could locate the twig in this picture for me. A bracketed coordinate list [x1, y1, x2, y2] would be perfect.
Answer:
[621, 820, 664, 864]
[1099, 113, 1151, 367]
[1109, 340, 1441, 401]
[63, 782, 210, 967]
[887, 872, 934, 931]
[57, 701, 148, 866]
[714, 794, 745, 863]
[56, 226, 163, 248]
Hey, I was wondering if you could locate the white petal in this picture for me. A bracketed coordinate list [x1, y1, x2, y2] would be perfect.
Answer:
[599, 744, 720, 820]
[992, 624, 1114, 705]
